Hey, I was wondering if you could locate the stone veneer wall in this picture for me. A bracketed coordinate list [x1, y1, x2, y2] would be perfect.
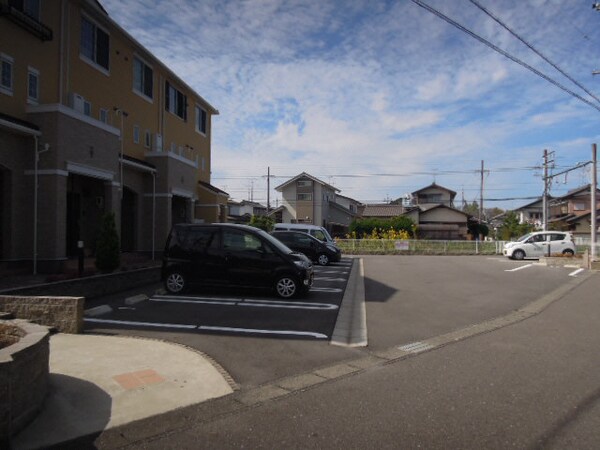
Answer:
[0, 296, 84, 334]
[0, 320, 50, 442]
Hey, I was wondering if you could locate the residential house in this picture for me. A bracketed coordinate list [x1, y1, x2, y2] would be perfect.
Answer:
[359, 183, 469, 240]
[412, 183, 456, 208]
[0, 0, 227, 272]
[548, 185, 600, 238]
[227, 200, 267, 223]
[274, 172, 357, 236]
[513, 197, 546, 228]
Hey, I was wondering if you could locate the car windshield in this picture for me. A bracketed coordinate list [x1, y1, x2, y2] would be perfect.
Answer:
[516, 233, 534, 242]
[256, 228, 294, 254]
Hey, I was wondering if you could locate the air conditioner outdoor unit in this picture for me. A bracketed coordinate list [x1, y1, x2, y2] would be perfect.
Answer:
[70, 92, 85, 114]
[154, 133, 163, 152]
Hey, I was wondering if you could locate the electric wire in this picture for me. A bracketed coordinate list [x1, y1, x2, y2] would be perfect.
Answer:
[468, 0, 600, 107]
[409, 0, 600, 113]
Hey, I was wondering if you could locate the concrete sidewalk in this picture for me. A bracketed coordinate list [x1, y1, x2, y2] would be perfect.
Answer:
[11, 334, 236, 449]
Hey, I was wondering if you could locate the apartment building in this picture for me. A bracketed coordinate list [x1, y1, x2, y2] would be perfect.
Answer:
[0, 0, 227, 272]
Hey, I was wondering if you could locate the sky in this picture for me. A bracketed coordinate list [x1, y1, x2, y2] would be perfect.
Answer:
[101, 0, 600, 211]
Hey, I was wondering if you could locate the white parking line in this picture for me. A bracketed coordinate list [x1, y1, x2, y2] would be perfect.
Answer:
[314, 277, 346, 282]
[199, 326, 328, 339]
[505, 264, 533, 272]
[151, 295, 338, 310]
[569, 268, 585, 277]
[310, 287, 343, 293]
[85, 318, 196, 329]
[83, 318, 327, 339]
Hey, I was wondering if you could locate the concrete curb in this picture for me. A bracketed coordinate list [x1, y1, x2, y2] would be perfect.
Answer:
[330, 257, 367, 347]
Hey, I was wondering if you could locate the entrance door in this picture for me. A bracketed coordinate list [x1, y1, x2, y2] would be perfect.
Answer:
[66, 192, 81, 256]
[121, 187, 136, 252]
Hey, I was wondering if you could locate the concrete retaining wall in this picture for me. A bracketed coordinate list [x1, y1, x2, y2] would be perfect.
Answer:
[0, 320, 50, 442]
[0, 266, 161, 300]
[0, 296, 84, 334]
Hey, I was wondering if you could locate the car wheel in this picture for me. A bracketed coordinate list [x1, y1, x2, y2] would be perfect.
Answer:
[562, 249, 575, 256]
[275, 275, 298, 298]
[512, 249, 525, 260]
[165, 270, 186, 294]
[317, 253, 330, 266]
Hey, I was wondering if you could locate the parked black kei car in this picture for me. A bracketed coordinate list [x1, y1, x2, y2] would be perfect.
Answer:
[161, 224, 314, 298]
[270, 230, 342, 266]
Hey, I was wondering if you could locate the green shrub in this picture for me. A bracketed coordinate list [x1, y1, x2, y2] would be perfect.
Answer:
[349, 216, 415, 238]
[95, 212, 121, 273]
[249, 215, 275, 232]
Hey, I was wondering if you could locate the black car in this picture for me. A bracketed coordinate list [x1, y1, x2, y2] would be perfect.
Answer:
[161, 224, 314, 298]
[270, 230, 342, 266]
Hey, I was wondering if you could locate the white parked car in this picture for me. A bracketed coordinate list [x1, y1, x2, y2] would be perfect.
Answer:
[503, 231, 575, 260]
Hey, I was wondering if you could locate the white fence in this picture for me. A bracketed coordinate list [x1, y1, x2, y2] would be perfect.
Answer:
[336, 239, 600, 257]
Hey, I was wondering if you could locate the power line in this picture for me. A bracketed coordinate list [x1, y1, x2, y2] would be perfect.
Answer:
[468, 0, 600, 107]
[409, 0, 600, 113]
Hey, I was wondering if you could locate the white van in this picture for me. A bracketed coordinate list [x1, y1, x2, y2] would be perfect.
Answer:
[272, 223, 336, 246]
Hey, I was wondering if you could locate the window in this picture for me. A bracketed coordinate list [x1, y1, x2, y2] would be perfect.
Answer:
[297, 180, 313, 188]
[223, 230, 263, 252]
[27, 67, 39, 102]
[80, 16, 109, 71]
[133, 56, 153, 99]
[1, 54, 13, 95]
[165, 81, 187, 120]
[9, 0, 40, 20]
[99, 108, 108, 123]
[144, 130, 151, 148]
[83, 100, 91, 116]
[133, 125, 140, 144]
[195, 105, 207, 134]
[573, 202, 586, 211]
[297, 193, 313, 201]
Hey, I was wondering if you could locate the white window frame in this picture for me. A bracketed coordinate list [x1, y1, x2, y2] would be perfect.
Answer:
[132, 55, 153, 101]
[80, 14, 110, 74]
[133, 125, 140, 144]
[165, 81, 187, 120]
[27, 66, 40, 104]
[1, 53, 14, 96]
[195, 105, 207, 135]
[297, 193, 313, 201]
[99, 108, 108, 123]
[144, 130, 151, 148]
[83, 100, 91, 117]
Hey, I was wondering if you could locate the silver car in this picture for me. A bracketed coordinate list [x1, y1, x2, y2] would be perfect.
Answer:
[503, 231, 575, 260]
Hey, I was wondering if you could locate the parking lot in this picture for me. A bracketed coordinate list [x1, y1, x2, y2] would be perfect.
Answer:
[85, 258, 354, 341]
[84, 255, 591, 387]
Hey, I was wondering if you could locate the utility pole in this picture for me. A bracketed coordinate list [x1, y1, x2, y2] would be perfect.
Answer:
[267, 166, 271, 214]
[592, 144, 597, 261]
[479, 160, 484, 229]
[543, 149, 547, 231]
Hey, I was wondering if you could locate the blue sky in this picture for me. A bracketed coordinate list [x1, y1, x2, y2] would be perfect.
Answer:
[102, 0, 600, 210]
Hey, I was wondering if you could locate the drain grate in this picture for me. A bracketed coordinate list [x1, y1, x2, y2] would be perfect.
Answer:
[398, 341, 435, 353]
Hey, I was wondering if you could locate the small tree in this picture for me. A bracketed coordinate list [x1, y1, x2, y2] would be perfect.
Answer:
[249, 215, 275, 232]
[95, 212, 120, 273]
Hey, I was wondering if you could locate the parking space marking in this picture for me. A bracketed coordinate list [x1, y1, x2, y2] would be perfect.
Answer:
[505, 264, 533, 272]
[569, 268, 585, 277]
[310, 287, 343, 293]
[84, 318, 328, 339]
[199, 326, 328, 339]
[85, 318, 197, 329]
[318, 270, 349, 275]
[150, 295, 338, 310]
[314, 277, 347, 282]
